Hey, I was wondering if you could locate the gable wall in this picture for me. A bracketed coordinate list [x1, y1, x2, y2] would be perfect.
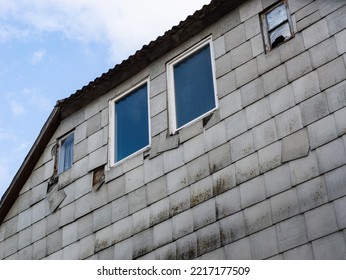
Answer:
[1, 0, 346, 260]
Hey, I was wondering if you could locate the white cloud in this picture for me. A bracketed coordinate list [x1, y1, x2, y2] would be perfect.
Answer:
[0, 118, 32, 197]
[15, 141, 31, 153]
[0, 124, 19, 196]
[0, 0, 211, 62]
[30, 49, 46, 64]
[0, 144, 29, 197]
[10, 100, 26, 116]
[0, 24, 29, 42]
[0, 157, 12, 196]
[22, 88, 53, 112]
[0, 0, 17, 18]
[0, 125, 17, 141]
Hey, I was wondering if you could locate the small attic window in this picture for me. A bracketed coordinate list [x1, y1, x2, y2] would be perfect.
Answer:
[261, 1, 293, 52]
[58, 132, 74, 174]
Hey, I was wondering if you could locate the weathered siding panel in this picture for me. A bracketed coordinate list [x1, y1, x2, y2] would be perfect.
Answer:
[1, 0, 346, 260]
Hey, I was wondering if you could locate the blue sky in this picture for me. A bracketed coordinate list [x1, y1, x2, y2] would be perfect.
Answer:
[0, 0, 211, 198]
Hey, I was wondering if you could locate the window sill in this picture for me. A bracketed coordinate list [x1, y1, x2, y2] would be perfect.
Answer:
[171, 106, 218, 135]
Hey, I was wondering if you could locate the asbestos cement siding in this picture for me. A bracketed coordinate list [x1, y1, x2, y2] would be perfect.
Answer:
[1, 0, 346, 260]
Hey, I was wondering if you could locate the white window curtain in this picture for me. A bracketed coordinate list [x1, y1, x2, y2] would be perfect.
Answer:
[58, 133, 74, 173]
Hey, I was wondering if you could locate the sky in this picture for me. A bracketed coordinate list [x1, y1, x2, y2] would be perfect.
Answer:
[0, 0, 211, 199]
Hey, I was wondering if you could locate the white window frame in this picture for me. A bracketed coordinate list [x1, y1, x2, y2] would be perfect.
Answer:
[166, 36, 218, 134]
[260, 0, 294, 53]
[57, 131, 74, 174]
[108, 78, 151, 167]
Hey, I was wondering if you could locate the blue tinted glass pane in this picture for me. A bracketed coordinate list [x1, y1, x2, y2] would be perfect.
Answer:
[115, 84, 149, 162]
[174, 44, 216, 129]
[58, 133, 74, 173]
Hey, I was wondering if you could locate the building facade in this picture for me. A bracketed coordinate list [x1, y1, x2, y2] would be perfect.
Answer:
[1, 0, 346, 260]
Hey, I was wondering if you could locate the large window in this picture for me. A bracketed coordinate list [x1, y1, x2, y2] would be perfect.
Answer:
[58, 132, 74, 174]
[110, 80, 150, 164]
[260, 1, 294, 52]
[167, 37, 217, 133]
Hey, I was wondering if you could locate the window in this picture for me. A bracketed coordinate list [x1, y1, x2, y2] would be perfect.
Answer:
[109, 80, 150, 165]
[58, 132, 74, 174]
[261, 1, 293, 52]
[167, 37, 217, 133]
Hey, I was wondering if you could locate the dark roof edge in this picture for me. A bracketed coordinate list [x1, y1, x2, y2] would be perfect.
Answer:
[58, 0, 243, 120]
[0, 107, 61, 224]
